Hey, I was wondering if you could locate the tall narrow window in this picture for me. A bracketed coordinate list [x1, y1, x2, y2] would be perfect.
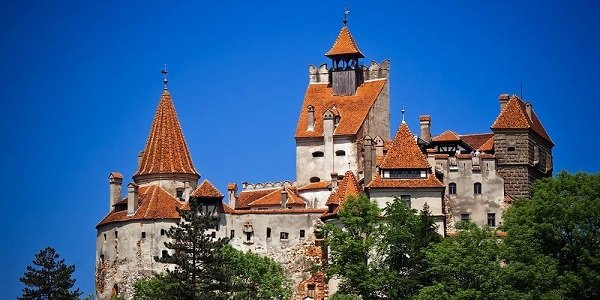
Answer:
[141, 232, 146, 239]
[474, 182, 482, 194]
[448, 183, 457, 195]
[300, 230, 305, 239]
[230, 230, 235, 239]
[176, 189, 184, 200]
[266, 227, 272, 239]
[487, 213, 496, 227]
[114, 231, 118, 239]
[211, 232, 216, 239]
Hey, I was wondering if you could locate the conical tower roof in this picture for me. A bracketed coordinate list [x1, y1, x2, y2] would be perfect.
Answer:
[325, 26, 365, 58]
[134, 90, 199, 179]
[380, 122, 430, 169]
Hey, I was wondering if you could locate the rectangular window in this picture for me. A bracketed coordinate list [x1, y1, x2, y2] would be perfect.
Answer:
[267, 227, 272, 239]
[300, 230, 305, 239]
[230, 230, 235, 239]
[160, 229, 166, 236]
[176, 189, 183, 200]
[115, 231, 118, 239]
[141, 232, 146, 239]
[461, 213, 470, 222]
[280, 232, 289, 240]
[211, 232, 216, 239]
[400, 195, 411, 208]
[487, 213, 496, 227]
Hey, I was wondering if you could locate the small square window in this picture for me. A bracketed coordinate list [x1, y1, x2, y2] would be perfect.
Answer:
[280, 232, 289, 240]
[400, 195, 411, 207]
[162, 250, 169, 258]
[160, 229, 166, 236]
[461, 213, 470, 222]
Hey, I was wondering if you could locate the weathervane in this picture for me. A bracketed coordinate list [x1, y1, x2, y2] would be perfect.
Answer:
[343, 4, 350, 26]
[161, 64, 169, 90]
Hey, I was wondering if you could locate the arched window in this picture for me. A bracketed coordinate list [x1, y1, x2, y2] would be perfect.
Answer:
[474, 182, 482, 194]
[335, 150, 346, 156]
[448, 183, 457, 195]
[309, 177, 320, 183]
[312, 151, 324, 158]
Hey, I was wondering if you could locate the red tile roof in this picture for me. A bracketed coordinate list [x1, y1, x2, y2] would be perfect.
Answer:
[295, 79, 386, 138]
[460, 133, 494, 150]
[298, 181, 331, 191]
[134, 90, 199, 178]
[367, 173, 445, 189]
[491, 96, 553, 144]
[478, 137, 495, 152]
[97, 185, 189, 227]
[325, 171, 360, 206]
[109, 172, 123, 179]
[432, 130, 461, 142]
[235, 188, 278, 209]
[419, 115, 431, 122]
[380, 123, 430, 169]
[248, 187, 306, 208]
[191, 180, 223, 198]
[227, 208, 327, 215]
[325, 26, 365, 58]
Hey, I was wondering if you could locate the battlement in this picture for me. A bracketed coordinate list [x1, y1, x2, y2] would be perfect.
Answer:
[308, 60, 389, 84]
[241, 180, 296, 191]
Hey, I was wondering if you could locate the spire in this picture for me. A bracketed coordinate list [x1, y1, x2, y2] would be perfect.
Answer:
[343, 5, 349, 26]
[134, 86, 199, 180]
[401, 107, 406, 124]
[161, 64, 168, 90]
[325, 25, 364, 59]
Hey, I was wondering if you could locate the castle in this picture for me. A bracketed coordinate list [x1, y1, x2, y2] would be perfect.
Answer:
[95, 20, 553, 300]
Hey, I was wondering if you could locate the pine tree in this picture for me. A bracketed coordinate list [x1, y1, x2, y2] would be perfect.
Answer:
[156, 199, 230, 300]
[19, 247, 82, 300]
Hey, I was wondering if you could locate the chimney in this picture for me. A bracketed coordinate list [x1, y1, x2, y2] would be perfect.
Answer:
[374, 136, 384, 157]
[323, 109, 335, 176]
[137, 151, 145, 168]
[363, 136, 374, 186]
[419, 115, 431, 142]
[109, 172, 123, 212]
[227, 183, 237, 208]
[183, 181, 191, 202]
[330, 172, 339, 188]
[307, 105, 315, 131]
[499, 94, 510, 111]
[280, 189, 288, 208]
[127, 183, 139, 215]
[525, 102, 532, 119]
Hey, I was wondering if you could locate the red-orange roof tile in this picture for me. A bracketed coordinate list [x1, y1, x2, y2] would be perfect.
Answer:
[325, 26, 365, 58]
[248, 187, 306, 208]
[295, 79, 386, 138]
[134, 90, 199, 178]
[491, 96, 553, 144]
[326, 171, 360, 206]
[227, 183, 237, 190]
[235, 188, 278, 209]
[298, 181, 331, 191]
[419, 115, 431, 122]
[367, 173, 445, 189]
[227, 208, 327, 215]
[432, 130, 461, 142]
[478, 137, 495, 152]
[97, 185, 188, 227]
[380, 123, 430, 169]
[191, 179, 224, 198]
[460, 133, 494, 150]
[109, 172, 123, 179]
[435, 154, 449, 159]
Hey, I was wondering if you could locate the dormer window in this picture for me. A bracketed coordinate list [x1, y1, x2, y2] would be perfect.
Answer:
[381, 170, 425, 179]
[312, 151, 324, 158]
[176, 188, 184, 200]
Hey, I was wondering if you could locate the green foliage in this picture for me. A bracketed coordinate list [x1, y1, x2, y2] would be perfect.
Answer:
[134, 198, 291, 300]
[382, 201, 442, 298]
[18, 247, 82, 300]
[502, 171, 600, 299]
[132, 274, 177, 300]
[219, 245, 291, 299]
[329, 293, 362, 300]
[323, 194, 388, 299]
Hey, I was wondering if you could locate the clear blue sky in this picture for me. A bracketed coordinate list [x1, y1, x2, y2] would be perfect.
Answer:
[1, 0, 599, 297]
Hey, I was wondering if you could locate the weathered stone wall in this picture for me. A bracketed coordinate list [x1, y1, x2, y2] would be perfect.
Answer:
[96, 220, 178, 300]
[434, 156, 505, 230]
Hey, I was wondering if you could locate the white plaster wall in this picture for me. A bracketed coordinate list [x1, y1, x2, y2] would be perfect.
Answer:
[96, 219, 179, 300]
[296, 138, 358, 186]
[298, 189, 332, 209]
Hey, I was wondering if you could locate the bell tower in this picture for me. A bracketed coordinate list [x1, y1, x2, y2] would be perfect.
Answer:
[325, 10, 365, 96]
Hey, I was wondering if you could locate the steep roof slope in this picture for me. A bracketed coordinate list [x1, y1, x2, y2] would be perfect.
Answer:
[491, 96, 553, 144]
[295, 79, 386, 138]
[325, 26, 365, 58]
[380, 123, 430, 169]
[135, 90, 199, 177]
[191, 180, 223, 198]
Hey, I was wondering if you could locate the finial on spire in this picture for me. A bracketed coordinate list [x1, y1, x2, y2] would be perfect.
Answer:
[401, 106, 406, 124]
[343, 4, 350, 26]
[161, 64, 168, 90]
